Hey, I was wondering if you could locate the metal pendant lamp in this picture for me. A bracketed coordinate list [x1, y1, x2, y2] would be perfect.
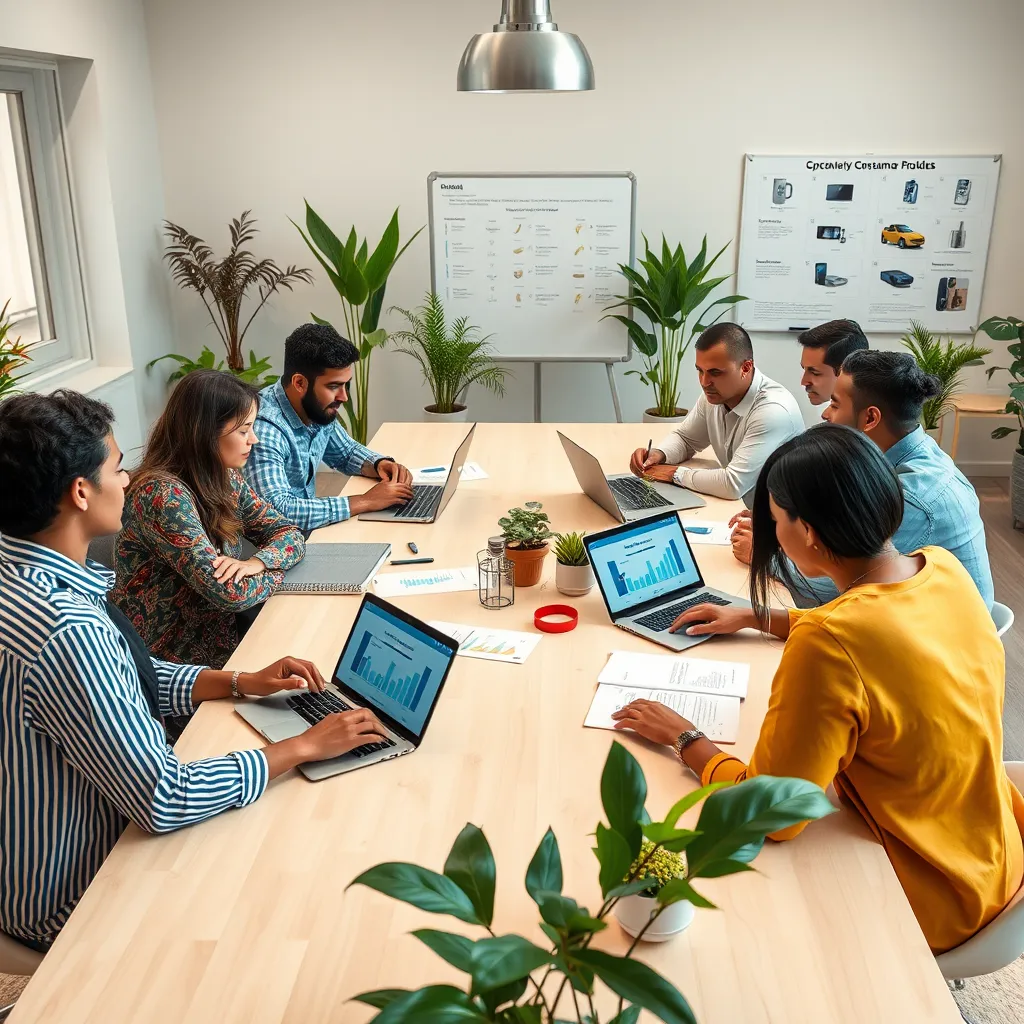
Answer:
[457, 0, 595, 93]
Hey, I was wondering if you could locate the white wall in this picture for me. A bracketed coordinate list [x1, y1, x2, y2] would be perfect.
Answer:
[143, 0, 1024, 470]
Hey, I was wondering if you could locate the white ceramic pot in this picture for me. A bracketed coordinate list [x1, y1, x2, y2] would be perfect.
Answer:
[925, 426, 941, 442]
[642, 408, 688, 425]
[614, 893, 694, 942]
[555, 561, 595, 597]
[423, 404, 469, 423]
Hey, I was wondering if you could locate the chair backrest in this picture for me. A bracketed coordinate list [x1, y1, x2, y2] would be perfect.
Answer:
[0, 930, 43, 976]
[86, 534, 116, 570]
[992, 601, 1014, 639]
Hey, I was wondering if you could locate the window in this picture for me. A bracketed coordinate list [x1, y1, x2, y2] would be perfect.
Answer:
[0, 61, 89, 375]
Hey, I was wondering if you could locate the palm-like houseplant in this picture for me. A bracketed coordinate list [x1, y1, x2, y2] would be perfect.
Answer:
[389, 292, 508, 419]
[603, 236, 746, 420]
[900, 319, 991, 431]
[152, 211, 313, 387]
[0, 299, 33, 400]
[294, 203, 423, 444]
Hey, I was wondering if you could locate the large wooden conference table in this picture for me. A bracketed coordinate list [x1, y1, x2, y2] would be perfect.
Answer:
[11, 423, 960, 1023]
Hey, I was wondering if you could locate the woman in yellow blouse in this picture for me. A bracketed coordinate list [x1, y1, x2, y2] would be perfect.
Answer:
[614, 424, 1024, 954]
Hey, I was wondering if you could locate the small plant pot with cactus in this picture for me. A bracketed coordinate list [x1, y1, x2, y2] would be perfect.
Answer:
[498, 501, 552, 587]
[553, 531, 595, 597]
[613, 839, 694, 942]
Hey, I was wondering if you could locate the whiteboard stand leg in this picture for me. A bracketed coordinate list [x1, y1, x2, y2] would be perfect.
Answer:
[534, 363, 542, 423]
[606, 363, 623, 423]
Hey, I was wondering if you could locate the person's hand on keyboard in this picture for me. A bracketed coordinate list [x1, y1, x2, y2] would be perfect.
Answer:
[349, 478, 415, 515]
[238, 656, 327, 696]
[670, 604, 755, 637]
[299, 708, 389, 762]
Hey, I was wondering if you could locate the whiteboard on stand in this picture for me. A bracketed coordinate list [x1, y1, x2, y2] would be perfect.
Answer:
[737, 154, 1001, 333]
[427, 173, 636, 362]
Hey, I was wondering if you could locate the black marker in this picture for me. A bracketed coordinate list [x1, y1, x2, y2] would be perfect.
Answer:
[390, 557, 434, 566]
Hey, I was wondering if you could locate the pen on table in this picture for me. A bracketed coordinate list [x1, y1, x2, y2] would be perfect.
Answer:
[390, 557, 434, 566]
[420, 466, 446, 473]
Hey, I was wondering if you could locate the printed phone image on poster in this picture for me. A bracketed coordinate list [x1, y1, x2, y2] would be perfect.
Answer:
[737, 155, 1001, 333]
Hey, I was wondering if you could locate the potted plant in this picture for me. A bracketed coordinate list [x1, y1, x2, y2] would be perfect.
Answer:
[613, 838, 692, 941]
[347, 741, 833, 1022]
[151, 211, 313, 388]
[553, 531, 595, 597]
[978, 315, 1024, 528]
[498, 501, 552, 587]
[388, 292, 508, 421]
[294, 203, 423, 444]
[603, 234, 746, 423]
[0, 299, 33, 400]
[900, 319, 991, 437]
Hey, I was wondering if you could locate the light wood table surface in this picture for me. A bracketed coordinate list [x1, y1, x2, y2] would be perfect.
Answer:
[10, 423, 959, 1024]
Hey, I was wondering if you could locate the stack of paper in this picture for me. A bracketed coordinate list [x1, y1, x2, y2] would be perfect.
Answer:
[429, 621, 540, 665]
[411, 461, 489, 484]
[373, 566, 478, 598]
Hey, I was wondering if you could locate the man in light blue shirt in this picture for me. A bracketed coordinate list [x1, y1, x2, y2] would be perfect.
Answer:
[247, 323, 414, 532]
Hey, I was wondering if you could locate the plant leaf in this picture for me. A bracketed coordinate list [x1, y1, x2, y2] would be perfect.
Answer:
[365, 985, 490, 1023]
[604, 878, 655, 900]
[364, 208, 401, 294]
[661, 783, 731, 826]
[534, 892, 606, 936]
[639, 822, 701, 853]
[600, 742, 647, 856]
[348, 863, 481, 925]
[412, 929, 475, 973]
[443, 824, 496, 928]
[525, 828, 563, 904]
[470, 934, 551, 992]
[594, 823, 634, 897]
[351, 988, 411, 1010]
[657, 877, 717, 910]
[574, 950, 697, 1024]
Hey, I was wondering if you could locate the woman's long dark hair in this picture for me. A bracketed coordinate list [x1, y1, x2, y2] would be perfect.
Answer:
[131, 370, 259, 547]
[750, 424, 904, 627]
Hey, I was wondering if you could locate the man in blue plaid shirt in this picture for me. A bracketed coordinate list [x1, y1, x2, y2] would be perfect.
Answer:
[246, 324, 413, 532]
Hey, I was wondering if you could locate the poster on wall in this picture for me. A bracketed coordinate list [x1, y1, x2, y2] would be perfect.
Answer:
[737, 154, 1001, 333]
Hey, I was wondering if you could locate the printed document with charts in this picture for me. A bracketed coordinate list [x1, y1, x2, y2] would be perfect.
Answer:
[584, 651, 749, 743]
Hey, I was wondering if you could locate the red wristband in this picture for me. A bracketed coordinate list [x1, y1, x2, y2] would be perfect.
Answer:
[534, 605, 579, 634]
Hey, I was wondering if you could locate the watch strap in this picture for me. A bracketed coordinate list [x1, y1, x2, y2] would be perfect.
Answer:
[673, 729, 705, 761]
[230, 670, 242, 699]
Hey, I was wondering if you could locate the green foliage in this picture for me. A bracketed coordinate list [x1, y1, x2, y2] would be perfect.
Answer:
[0, 299, 33, 400]
[146, 346, 278, 387]
[552, 532, 588, 567]
[498, 502, 552, 550]
[294, 203, 423, 444]
[899, 319, 991, 430]
[390, 293, 509, 413]
[161, 211, 311, 380]
[348, 741, 834, 1023]
[977, 315, 1024, 455]
[603, 235, 746, 418]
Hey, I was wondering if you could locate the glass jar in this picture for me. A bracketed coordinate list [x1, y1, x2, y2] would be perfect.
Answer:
[478, 536, 514, 609]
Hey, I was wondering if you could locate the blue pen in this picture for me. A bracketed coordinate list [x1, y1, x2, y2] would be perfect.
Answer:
[684, 526, 712, 535]
[420, 466, 446, 473]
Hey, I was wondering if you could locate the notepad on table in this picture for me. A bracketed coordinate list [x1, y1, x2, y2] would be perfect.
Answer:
[276, 543, 391, 595]
[584, 684, 741, 743]
[598, 650, 749, 699]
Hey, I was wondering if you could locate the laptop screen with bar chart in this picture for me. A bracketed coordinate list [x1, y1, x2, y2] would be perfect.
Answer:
[333, 596, 457, 739]
[588, 514, 702, 616]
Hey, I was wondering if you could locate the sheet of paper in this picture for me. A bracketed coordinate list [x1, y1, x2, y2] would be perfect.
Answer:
[680, 519, 736, 546]
[584, 684, 741, 743]
[372, 566, 478, 598]
[598, 651, 749, 699]
[429, 620, 540, 665]
[412, 461, 489, 484]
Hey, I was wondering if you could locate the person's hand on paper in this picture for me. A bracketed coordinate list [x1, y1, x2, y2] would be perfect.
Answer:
[629, 446, 666, 477]
[670, 603, 754, 636]
[612, 698, 695, 746]
[730, 518, 752, 565]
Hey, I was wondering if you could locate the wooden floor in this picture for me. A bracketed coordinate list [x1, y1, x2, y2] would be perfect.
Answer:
[971, 478, 1024, 760]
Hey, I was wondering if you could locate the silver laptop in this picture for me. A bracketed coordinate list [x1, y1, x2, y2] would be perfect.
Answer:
[359, 424, 476, 523]
[235, 593, 458, 781]
[584, 511, 745, 652]
[557, 431, 705, 523]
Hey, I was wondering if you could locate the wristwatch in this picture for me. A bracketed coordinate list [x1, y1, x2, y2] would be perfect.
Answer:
[373, 455, 396, 476]
[230, 670, 243, 700]
[673, 729, 705, 762]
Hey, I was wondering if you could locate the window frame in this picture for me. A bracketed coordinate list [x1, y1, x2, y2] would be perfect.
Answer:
[0, 59, 91, 376]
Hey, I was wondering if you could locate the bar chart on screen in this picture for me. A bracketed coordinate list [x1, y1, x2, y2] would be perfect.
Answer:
[351, 629, 432, 711]
[606, 536, 687, 597]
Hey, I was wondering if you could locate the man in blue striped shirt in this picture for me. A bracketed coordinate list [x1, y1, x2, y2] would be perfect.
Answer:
[246, 323, 414, 531]
[0, 391, 387, 949]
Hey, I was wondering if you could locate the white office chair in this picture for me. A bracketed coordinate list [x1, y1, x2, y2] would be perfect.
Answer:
[0, 932, 43, 1021]
[991, 602, 1014, 639]
[935, 761, 1024, 985]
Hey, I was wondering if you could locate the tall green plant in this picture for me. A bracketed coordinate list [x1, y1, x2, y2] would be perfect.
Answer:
[978, 315, 1024, 455]
[603, 235, 746, 418]
[347, 741, 833, 1022]
[899, 319, 991, 430]
[294, 203, 423, 444]
[0, 299, 33, 400]
[389, 292, 508, 413]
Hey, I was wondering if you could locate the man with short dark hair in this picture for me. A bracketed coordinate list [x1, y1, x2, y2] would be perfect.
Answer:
[246, 322, 414, 531]
[0, 392, 387, 948]
[630, 323, 803, 503]
[797, 319, 869, 406]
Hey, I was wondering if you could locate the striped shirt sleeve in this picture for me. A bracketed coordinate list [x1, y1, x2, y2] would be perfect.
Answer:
[322, 421, 381, 477]
[25, 623, 268, 834]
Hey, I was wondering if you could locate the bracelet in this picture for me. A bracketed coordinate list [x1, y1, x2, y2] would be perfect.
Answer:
[230, 670, 243, 699]
[533, 605, 579, 634]
[673, 729, 705, 762]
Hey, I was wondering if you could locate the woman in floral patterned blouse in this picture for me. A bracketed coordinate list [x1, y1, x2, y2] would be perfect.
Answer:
[113, 370, 305, 668]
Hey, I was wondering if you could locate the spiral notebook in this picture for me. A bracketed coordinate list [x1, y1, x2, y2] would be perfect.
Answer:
[277, 542, 391, 595]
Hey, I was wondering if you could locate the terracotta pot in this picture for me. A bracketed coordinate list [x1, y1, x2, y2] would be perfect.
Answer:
[614, 893, 694, 942]
[556, 561, 595, 597]
[643, 408, 688, 424]
[423, 403, 469, 423]
[505, 543, 549, 587]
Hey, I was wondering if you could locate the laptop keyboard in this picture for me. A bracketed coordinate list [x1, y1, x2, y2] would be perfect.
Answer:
[286, 691, 396, 758]
[633, 593, 731, 632]
[608, 476, 672, 510]
[386, 484, 442, 518]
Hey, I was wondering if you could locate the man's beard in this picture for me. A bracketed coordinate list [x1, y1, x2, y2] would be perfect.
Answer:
[302, 390, 341, 426]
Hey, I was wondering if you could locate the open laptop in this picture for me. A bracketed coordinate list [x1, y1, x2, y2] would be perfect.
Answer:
[235, 593, 458, 781]
[583, 511, 745, 652]
[359, 424, 476, 523]
[557, 431, 705, 523]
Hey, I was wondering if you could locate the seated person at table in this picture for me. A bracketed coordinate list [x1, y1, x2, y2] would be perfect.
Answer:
[797, 318, 869, 406]
[113, 370, 305, 669]
[629, 323, 803, 504]
[612, 424, 1024, 955]
[0, 391, 387, 949]
[731, 351, 994, 608]
[245, 322, 413, 531]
